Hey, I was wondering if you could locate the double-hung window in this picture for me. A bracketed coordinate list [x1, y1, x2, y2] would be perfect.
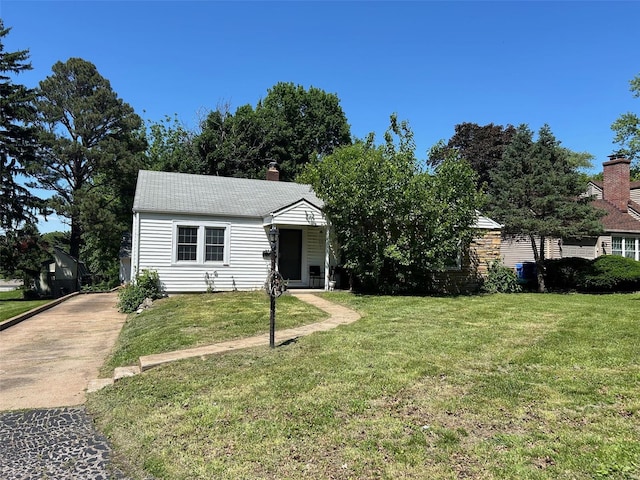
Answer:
[177, 227, 198, 261]
[174, 223, 230, 264]
[205, 227, 225, 262]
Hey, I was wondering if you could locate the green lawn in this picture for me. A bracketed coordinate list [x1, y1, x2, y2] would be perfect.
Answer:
[0, 289, 50, 323]
[100, 291, 329, 375]
[88, 292, 640, 479]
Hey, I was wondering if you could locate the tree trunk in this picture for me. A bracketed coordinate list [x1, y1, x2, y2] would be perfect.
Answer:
[529, 234, 547, 293]
[70, 216, 82, 260]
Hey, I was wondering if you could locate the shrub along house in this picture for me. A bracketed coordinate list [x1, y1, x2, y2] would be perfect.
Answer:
[500, 154, 640, 267]
[128, 164, 503, 294]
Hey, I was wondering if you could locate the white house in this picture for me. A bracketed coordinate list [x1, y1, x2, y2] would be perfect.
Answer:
[130, 166, 334, 293]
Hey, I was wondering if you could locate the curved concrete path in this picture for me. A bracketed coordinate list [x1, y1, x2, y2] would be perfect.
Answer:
[90, 292, 361, 390]
[0, 292, 127, 411]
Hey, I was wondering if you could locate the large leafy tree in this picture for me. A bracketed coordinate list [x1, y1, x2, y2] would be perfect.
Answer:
[196, 82, 351, 180]
[612, 73, 640, 178]
[29, 58, 146, 269]
[301, 115, 479, 293]
[146, 114, 203, 174]
[428, 122, 516, 189]
[0, 22, 47, 281]
[490, 124, 603, 292]
[195, 103, 267, 178]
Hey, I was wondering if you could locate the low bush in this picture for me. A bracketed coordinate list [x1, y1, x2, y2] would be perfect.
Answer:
[579, 255, 640, 292]
[544, 257, 592, 291]
[482, 260, 522, 293]
[545, 255, 640, 293]
[117, 270, 163, 313]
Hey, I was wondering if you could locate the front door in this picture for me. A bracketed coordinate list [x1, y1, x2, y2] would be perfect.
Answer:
[278, 229, 302, 281]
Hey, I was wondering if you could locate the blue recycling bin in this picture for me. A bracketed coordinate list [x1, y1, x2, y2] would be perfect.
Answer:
[515, 262, 537, 284]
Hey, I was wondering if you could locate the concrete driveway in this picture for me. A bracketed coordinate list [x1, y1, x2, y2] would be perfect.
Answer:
[0, 292, 127, 411]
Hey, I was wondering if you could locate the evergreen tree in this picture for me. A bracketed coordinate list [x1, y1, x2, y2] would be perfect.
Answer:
[0, 21, 41, 233]
[30, 57, 146, 265]
[490, 124, 603, 292]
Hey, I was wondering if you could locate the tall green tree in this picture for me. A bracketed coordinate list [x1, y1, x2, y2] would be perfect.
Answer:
[490, 124, 603, 292]
[0, 21, 41, 233]
[301, 115, 479, 293]
[196, 82, 351, 180]
[29, 57, 146, 266]
[612, 73, 640, 177]
[195, 103, 266, 178]
[428, 122, 516, 189]
[146, 114, 203, 174]
[0, 22, 47, 281]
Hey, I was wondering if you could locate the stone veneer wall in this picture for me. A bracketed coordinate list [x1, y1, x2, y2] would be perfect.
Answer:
[431, 229, 502, 294]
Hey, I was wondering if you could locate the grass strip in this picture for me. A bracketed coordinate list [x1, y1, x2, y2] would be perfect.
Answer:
[100, 291, 328, 374]
[0, 289, 50, 323]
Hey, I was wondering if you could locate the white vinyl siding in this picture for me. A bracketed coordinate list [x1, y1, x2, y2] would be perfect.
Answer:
[135, 213, 330, 292]
[269, 201, 326, 227]
[136, 213, 269, 292]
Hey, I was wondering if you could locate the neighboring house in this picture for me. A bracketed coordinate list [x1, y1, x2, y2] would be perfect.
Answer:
[130, 165, 334, 293]
[130, 165, 503, 293]
[34, 246, 90, 298]
[585, 155, 640, 260]
[500, 154, 640, 267]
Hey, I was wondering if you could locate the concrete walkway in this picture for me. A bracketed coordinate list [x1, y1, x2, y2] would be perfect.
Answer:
[0, 292, 127, 411]
[89, 292, 361, 391]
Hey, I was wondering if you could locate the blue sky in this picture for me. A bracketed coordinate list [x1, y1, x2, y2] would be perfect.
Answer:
[2, 1, 639, 232]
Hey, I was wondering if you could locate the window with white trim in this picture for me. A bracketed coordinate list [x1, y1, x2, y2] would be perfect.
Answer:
[174, 223, 230, 264]
[177, 226, 198, 261]
[205, 227, 225, 262]
[612, 236, 639, 261]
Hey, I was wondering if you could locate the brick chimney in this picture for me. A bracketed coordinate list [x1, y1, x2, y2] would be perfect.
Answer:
[603, 154, 631, 212]
[266, 161, 279, 182]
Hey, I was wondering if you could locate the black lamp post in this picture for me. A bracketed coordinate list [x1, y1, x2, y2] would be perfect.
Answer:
[268, 226, 279, 348]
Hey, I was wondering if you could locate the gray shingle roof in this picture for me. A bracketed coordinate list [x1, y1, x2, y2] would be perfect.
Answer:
[133, 170, 323, 217]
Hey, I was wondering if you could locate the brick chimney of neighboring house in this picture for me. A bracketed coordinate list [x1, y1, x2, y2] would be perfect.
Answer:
[266, 161, 279, 181]
[603, 153, 631, 212]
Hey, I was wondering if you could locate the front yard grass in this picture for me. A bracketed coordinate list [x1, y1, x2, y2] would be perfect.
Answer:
[0, 289, 50, 323]
[88, 292, 640, 479]
[100, 291, 328, 375]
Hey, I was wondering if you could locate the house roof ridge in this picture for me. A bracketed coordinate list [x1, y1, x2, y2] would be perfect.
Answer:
[133, 169, 323, 217]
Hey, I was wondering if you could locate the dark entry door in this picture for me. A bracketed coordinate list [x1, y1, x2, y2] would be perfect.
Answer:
[278, 229, 302, 281]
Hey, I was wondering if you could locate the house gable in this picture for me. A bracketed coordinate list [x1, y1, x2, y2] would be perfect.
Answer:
[266, 199, 327, 227]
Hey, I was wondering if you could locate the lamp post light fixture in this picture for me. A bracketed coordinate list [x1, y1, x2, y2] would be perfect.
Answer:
[268, 226, 279, 348]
